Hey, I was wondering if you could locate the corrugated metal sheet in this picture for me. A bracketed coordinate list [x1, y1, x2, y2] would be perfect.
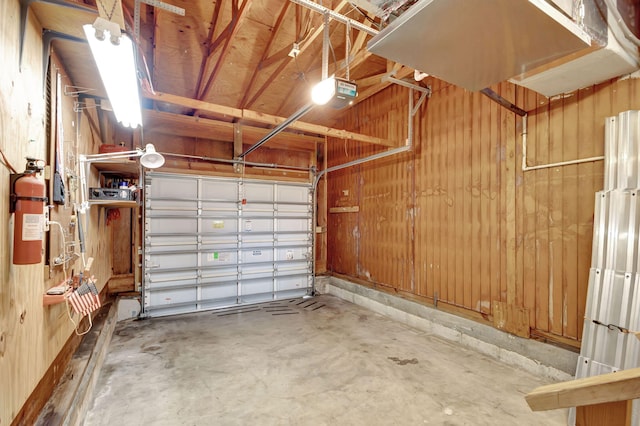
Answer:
[326, 76, 640, 345]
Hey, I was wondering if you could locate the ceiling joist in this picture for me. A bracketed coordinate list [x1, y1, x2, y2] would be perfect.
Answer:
[143, 109, 322, 152]
[144, 89, 395, 146]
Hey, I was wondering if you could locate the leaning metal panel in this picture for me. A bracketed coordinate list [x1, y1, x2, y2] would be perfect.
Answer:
[616, 111, 640, 190]
[604, 117, 617, 192]
[143, 173, 313, 318]
[574, 110, 640, 426]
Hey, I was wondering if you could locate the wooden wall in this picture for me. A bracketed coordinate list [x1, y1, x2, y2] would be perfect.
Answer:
[1, 1, 114, 423]
[327, 75, 640, 347]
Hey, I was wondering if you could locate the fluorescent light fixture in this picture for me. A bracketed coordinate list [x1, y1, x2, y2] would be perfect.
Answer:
[311, 76, 336, 105]
[83, 18, 142, 128]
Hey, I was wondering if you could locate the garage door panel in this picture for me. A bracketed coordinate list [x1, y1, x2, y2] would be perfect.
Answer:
[276, 247, 309, 261]
[201, 178, 237, 199]
[201, 282, 237, 302]
[244, 182, 274, 202]
[278, 219, 311, 233]
[147, 200, 198, 212]
[146, 236, 198, 253]
[146, 270, 198, 287]
[148, 217, 198, 234]
[241, 248, 273, 264]
[277, 185, 309, 203]
[277, 275, 312, 291]
[242, 218, 273, 233]
[201, 217, 238, 233]
[201, 250, 238, 266]
[148, 252, 198, 269]
[240, 282, 274, 303]
[201, 267, 239, 281]
[144, 173, 313, 317]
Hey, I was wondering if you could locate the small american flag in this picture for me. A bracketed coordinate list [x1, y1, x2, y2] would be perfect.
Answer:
[66, 279, 101, 316]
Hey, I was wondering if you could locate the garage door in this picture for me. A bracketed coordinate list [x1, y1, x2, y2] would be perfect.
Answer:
[142, 173, 314, 317]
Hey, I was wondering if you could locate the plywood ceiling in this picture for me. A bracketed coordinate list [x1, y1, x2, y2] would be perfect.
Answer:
[30, 0, 406, 142]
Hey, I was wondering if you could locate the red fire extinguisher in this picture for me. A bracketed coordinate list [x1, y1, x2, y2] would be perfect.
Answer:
[10, 158, 48, 265]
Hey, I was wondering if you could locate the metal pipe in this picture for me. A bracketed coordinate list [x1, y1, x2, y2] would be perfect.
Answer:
[163, 152, 313, 172]
[523, 155, 605, 171]
[384, 76, 432, 95]
[521, 114, 604, 172]
[314, 145, 411, 187]
[311, 87, 424, 290]
[239, 103, 315, 158]
[289, 0, 379, 36]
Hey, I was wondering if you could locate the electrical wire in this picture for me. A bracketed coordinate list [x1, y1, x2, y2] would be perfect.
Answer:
[65, 293, 93, 336]
[0, 148, 18, 173]
[347, 2, 378, 24]
[50, 219, 93, 336]
[49, 220, 68, 283]
[293, 55, 309, 87]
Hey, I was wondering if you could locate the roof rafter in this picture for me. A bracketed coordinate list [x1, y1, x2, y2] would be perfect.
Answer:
[194, 0, 225, 98]
[245, 1, 350, 110]
[197, 0, 253, 101]
[239, 1, 291, 108]
[275, 1, 351, 116]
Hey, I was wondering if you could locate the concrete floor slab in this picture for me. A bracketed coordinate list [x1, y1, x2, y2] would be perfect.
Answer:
[85, 295, 566, 425]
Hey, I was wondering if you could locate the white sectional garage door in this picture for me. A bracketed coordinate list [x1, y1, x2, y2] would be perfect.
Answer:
[142, 173, 314, 317]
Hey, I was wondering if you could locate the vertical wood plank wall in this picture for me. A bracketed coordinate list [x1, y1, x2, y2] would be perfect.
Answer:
[327, 77, 640, 346]
[1, 2, 114, 423]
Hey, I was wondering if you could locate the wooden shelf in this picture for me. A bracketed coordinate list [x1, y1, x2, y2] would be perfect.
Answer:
[88, 200, 138, 208]
[43, 289, 71, 306]
[43, 258, 95, 306]
[91, 160, 139, 176]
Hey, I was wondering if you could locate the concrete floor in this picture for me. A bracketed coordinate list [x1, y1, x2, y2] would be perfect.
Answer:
[84, 295, 567, 425]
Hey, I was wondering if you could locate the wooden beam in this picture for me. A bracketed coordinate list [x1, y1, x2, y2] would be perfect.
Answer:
[96, 0, 125, 29]
[244, 56, 291, 109]
[346, 66, 413, 108]
[233, 122, 243, 159]
[525, 367, 640, 411]
[259, 45, 291, 70]
[241, 109, 394, 146]
[357, 71, 390, 88]
[142, 109, 322, 152]
[143, 90, 394, 146]
[329, 206, 359, 213]
[145, 90, 243, 118]
[107, 274, 134, 294]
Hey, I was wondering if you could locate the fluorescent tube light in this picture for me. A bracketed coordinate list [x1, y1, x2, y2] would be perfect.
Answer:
[83, 19, 142, 128]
